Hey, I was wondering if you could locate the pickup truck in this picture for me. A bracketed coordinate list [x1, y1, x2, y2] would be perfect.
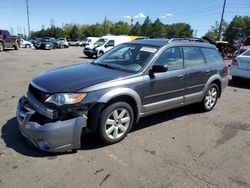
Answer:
[0, 30, 20, 52]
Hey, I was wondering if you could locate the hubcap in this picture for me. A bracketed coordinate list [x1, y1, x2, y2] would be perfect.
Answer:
[205, 87, 217, 109]
[105, 108, 130, 139]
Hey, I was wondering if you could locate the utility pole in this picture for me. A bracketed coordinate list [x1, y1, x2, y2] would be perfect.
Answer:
[218, 0, 226, 40]
[26, 0, 31, 38]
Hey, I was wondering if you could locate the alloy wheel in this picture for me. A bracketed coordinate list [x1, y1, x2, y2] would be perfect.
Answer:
[205, 87, 218, 110]
[105, 108, 131, 139]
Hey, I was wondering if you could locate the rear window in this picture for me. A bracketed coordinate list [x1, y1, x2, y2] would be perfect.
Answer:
[242, 50, 250, 56]
[201, 48, 224, 64]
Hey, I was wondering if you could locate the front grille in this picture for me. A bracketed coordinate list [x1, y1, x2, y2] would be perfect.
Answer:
[28, 84, 49, 102]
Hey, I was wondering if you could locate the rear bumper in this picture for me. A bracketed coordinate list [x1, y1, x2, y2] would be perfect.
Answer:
[230, 65, 250, 79]
[16, 96, 87, 153]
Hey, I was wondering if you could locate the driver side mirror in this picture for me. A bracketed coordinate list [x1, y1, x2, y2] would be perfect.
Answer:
[150, 65, 168, 74]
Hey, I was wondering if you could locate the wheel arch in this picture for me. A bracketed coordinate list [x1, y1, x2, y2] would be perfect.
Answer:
[98, 88, 141, 122]
[203, 75, 222, 98]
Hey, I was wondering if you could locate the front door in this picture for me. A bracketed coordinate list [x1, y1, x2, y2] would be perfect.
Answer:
[143, 47, 185, 113]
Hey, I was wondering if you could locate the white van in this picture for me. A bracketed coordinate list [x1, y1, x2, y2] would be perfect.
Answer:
[83, 35, 139, 58]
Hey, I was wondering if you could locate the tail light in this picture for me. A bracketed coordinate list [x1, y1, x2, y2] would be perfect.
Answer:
[231, 59, 238, 66]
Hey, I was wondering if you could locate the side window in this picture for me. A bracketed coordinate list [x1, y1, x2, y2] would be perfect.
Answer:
[154, 47, 183, 71]
[183, 47, 205, 68]
[201, 48, 224, 64]
[105, 40, 115, 47]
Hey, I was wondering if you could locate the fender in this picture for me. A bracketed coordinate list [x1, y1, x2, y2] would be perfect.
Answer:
[98, 87, 142, 121]
[202, 74, 222, 98]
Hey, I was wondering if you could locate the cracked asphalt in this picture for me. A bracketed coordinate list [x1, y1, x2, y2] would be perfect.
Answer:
[0, 47, 250, 188]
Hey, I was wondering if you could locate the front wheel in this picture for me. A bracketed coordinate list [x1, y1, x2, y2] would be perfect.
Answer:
[98, 102, 134, 144]
[201, 84, 219, 112]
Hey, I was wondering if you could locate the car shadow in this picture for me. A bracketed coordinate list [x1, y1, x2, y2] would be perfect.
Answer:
[228, 79, 250, 89]
[81, 104, 201, 150]
[1, 104, 201, 157]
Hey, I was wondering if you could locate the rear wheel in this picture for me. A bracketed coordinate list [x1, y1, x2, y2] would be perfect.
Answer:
[0, 42, 4, 52]
[98, 102, 134, 144]
[201, 84, 219, 112]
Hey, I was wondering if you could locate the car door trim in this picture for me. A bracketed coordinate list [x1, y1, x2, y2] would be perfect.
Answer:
[141, 96, 183, 113]
[144, 88, 185, 99]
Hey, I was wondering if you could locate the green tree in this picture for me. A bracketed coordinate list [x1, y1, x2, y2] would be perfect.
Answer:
[69, 25, 80, 39]
[204, 20, 228, 41]
[130, 22, 141, 36]
[110, 21, 131, 35]
[166, 23, 193, 38]
[224, 15, 250, 44]
[151, 18, 165, 38]
[141, 16, 153, 37]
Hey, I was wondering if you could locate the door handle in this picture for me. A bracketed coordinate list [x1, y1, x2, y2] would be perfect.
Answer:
[177, 74, 184, 79]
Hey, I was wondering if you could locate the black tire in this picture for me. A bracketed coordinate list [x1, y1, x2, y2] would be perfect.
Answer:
[87, 54, 93, 58]
[0, 42, 4, 52]
[14, 41, 19, 50]
[98, 102, 134, 144]
[97, 51, 104, 57]
[25, 44, 31, 48]
[200, 84, 219, 112]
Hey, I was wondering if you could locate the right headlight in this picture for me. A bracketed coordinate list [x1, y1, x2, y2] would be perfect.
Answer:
[45, 93, 87, 106]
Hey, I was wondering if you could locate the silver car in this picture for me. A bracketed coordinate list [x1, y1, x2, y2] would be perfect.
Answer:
[231, 49, 250, 81]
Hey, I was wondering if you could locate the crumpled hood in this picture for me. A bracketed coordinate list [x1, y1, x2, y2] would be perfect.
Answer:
[31, 63, 132, 93]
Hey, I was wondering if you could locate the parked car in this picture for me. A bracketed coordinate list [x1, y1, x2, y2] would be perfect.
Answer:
[0, 29, 20, 52]
[16, 38, 228, 152]
[58, 38, 69, 48]
[83, 35, 140, 58]
[231, 49, 250, 81]
[35, 37, 62, 50]
[19, 38, 33, 48]
[31, 38, 42, 49]
[68, 39, 81, 46]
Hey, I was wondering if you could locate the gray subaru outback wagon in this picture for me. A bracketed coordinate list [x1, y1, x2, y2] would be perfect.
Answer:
[16, 38, 228, 152]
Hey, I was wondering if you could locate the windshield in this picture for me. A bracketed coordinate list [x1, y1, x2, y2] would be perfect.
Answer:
[93, 44, 158, 72]
[95, 38, 108, 46]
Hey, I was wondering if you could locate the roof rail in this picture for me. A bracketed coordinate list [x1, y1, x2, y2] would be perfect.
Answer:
[168, 37, 209, 43]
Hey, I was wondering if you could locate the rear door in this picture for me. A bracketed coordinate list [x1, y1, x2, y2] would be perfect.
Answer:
[183, 46, 211, 102]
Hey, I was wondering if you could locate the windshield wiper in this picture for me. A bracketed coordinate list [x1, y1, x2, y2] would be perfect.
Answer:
[94, 63, 114, 69]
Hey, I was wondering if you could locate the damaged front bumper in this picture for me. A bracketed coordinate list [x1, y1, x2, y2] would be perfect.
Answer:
[16, 95, 87, 153]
